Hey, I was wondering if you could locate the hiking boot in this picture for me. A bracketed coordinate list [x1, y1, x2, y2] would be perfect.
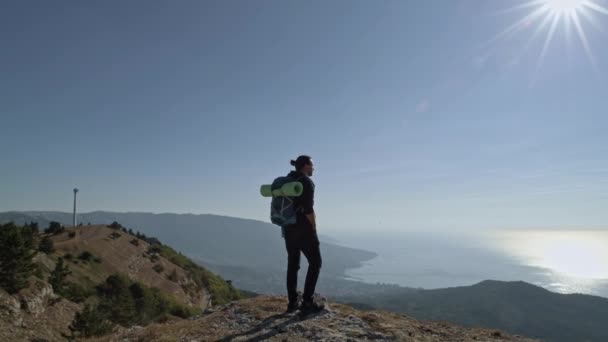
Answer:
[286, 301, 300, 313]
[299, 300, 324, 314]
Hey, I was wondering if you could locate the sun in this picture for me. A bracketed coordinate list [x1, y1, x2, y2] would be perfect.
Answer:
[489, 0, 608, 78]
[544, 0, 587, 14]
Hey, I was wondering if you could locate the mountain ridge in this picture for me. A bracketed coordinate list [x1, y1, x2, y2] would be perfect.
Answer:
[0, 210, 378, 276]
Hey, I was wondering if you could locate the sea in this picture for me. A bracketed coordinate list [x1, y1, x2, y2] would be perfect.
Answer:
[337, 229, 608, 298]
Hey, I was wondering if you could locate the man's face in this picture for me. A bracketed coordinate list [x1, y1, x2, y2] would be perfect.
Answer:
[302, 160, 314, 177]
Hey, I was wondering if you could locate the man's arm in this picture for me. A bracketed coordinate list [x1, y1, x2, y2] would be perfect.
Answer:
[300, 178, 316, 231]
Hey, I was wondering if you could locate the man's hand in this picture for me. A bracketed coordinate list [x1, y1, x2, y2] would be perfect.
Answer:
[306, 212, 316, 225]
[306, 212, 316, 233]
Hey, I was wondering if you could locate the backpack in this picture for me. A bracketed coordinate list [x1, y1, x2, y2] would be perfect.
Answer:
[270, 175, 303, 227]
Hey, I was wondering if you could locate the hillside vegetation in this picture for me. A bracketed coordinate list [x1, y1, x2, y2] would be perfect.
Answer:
[0, 222, 242, 340]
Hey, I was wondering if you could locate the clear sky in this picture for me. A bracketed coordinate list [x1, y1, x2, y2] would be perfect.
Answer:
[2, 0, 608, 232]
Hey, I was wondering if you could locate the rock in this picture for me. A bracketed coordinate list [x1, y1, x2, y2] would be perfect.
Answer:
[65, 295, 541, 342]
[18, 283, 55, 317]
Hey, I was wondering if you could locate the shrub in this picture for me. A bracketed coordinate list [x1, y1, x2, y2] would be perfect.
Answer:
[38, 236, 54, 254]
[63, 281, 95, 303]
[129, 239, 139, 246]
[69, 304, 113, 337]
[153, 264, 164, 273]
[170, 304, 198, 318]
[45, 221, 64, 235]
[110, 232, 120, 239]
[167, 269, 179, 282]
[78, 251, 94, 262]
[68, 231, 76, 238]
[147, 244, 161, 254]
[108, 221, 122, 229]
[145, 237, 161, 245]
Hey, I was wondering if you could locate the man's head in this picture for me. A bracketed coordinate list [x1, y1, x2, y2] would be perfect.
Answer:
[291, 155, 314, 177]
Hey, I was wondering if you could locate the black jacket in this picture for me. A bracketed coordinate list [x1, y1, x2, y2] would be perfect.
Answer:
[287, 170, 315, 225]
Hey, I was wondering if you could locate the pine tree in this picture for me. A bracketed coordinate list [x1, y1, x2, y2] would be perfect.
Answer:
[26, 222, 40, 249]
[97, 274, 137, 326]
[20, 225, 36, 251]
[49, 257, 71, 295]
[27, 221, 39, 234]
[0, 223, 36, 294]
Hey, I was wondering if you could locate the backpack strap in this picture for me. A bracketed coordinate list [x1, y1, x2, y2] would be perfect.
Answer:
[292, 174, 307, 214]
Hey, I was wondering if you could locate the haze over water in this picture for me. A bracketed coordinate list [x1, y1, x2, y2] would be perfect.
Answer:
[340, 230, 608, 298]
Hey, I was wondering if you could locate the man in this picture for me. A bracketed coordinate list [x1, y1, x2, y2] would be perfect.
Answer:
[283, 155, 324, 314]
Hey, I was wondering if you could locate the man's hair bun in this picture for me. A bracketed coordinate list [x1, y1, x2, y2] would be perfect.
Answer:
[291, 155, 312, 170]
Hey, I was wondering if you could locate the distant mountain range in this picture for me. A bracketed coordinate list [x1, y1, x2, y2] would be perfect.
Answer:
[0, 211, 377, 276]
[338, 280, 608, 342]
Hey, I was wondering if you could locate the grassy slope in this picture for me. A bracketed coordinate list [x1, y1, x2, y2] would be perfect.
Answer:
[49, 225, 242, 307]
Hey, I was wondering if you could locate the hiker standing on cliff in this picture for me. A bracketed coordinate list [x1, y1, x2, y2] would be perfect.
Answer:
[283, 155, 324, 314]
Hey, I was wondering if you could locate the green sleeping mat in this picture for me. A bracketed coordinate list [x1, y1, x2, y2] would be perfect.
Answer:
[260, 182, 303, 197]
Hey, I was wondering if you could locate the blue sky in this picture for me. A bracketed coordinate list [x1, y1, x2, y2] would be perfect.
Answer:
[2, 0, 608, 232]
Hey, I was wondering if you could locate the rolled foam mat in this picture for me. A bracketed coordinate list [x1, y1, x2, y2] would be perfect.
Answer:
[260, 182, 303, 197]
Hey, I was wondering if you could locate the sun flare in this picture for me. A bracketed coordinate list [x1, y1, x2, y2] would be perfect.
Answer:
[543, 0, 587, 14]
[498, 230, 608, 280]
[491, 0, 608, 77]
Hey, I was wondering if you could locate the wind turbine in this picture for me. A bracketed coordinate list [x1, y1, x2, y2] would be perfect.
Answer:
[73, 188, 79, 227]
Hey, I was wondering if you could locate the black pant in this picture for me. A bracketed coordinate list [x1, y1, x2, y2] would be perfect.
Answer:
[284, 225, 322, 304]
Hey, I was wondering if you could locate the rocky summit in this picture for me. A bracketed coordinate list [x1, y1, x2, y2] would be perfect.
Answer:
[88, 295, 538, 342]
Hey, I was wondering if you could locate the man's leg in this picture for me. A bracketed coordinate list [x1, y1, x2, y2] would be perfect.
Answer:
[300, 234, 322, 304]
[284, 232, 301, 304]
